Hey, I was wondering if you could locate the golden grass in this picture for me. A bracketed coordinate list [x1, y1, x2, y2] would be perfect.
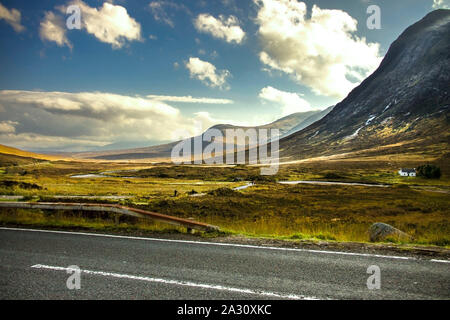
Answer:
[144, 183, 449, 246]
[1, 155, 449, 246]
[0, 144, 66, 161]
[0, 208, 186, 234]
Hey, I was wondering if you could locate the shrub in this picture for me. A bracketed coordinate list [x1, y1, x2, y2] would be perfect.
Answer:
[416, 164, 441, 179]
[323, 172, 343, 180]
[208, 188, 239, 196]
[0, 180, 42, 190]
[248, 175, 277, 183]
[289, 233, 306, 240]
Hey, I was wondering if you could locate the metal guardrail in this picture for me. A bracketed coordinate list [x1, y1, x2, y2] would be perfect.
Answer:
[0, 202, 219, 232]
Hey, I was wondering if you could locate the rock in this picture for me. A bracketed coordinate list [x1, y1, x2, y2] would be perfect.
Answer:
[369, 223, 412, 242]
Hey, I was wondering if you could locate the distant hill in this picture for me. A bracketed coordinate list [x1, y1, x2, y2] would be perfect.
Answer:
[72, 109, 332, 160]
[0, 144, 63, 161]
[282, 106, 334, 138]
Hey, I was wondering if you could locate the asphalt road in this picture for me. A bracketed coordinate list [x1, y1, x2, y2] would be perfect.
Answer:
[0, 227, 448, 300]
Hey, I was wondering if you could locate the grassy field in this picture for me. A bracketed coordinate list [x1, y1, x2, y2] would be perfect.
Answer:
[144, 183, 449, 246]
[0, 152, 449, 247]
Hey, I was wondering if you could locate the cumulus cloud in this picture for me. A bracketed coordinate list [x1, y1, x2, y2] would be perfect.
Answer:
[148, 1, 190, 28]
[69, 0, 142, 48]
[146, 95, 233, 104]
[194, 14, 245, 44]
[40, 11, 72, 49]
[0, 2, 25, 32]
[185, 57, 231, 89]
[0, 90, 178, 119]
[254, 0, 382, 98]
[0, 133, 109, 152]
[0, 90, 230, 151]
[432, 0, 450, 9]
[40, 1, 142, 49]
[0, 121, 18, 133]
[259, 86, 312, 116]
[0, 90, 264, 151]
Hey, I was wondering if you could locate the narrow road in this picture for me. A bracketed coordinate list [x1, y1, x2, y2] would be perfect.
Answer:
[0, 227, 448, 300]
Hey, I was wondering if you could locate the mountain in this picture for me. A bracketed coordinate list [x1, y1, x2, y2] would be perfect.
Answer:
[283, 106, 334, 138]
[279, 9, 450, 162]
[72, 109, 331, 160]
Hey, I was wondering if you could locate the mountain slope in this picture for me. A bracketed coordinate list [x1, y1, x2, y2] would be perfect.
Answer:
[73, 109, 331, 160]
[0, 144, 64, 161]
[283, 106, 334, 138]
[279, 9, 450, 161]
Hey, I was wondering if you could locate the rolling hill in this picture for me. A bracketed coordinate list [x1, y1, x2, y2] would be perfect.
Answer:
[0, 144, 64, 161]
[71, 108, 332, 160]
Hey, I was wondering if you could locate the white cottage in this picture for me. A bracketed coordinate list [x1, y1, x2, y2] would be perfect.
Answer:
[398, 168, 416, 177]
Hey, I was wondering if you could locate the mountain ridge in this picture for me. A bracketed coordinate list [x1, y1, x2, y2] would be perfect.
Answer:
[278, 9, 450, 161]
[71, 108, 332, 160]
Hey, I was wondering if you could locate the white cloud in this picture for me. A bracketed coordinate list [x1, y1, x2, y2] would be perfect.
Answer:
[0, 3, 25, 32]
[146, 95, 233, 104]
[69, 0, 142, 49]
[254, 0, 382, 98]
[40, 11, 72, 49]
[0, 90, 178, 119]
[0, 133, 109, 152]
[0, 90, 236, 151]
[40, 1, 142, 49]
[194, 14, 245, 44]
[149, 1, 174, 27]
[432, 0, 450, 9]
[185, 57, 231, 89]
[0, 121, 18, 133]
[148, 1, 190, 28]
[259, 86, 312, 116]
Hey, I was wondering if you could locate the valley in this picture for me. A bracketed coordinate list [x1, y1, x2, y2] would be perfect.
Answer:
[0, 9, 448, 255]
[1, 1, 450, 303]
[0, 151, 448, 249]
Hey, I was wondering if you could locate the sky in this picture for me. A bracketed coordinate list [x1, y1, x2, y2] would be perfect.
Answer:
[0, 0, 448, 152]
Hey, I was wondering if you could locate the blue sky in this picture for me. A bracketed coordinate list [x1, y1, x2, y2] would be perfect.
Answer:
[0, 0, 447, 152]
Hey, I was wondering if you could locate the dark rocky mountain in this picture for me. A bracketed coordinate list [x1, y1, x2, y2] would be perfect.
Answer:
[279, 9, 450, 161]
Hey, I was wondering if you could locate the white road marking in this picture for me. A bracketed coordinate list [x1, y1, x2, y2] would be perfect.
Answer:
[1, 227, 445, 263]
[31, 264, 318, 300]
[430, 259, 450, 264]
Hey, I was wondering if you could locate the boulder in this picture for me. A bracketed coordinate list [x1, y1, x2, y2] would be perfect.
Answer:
[369, 223, 412, 242]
